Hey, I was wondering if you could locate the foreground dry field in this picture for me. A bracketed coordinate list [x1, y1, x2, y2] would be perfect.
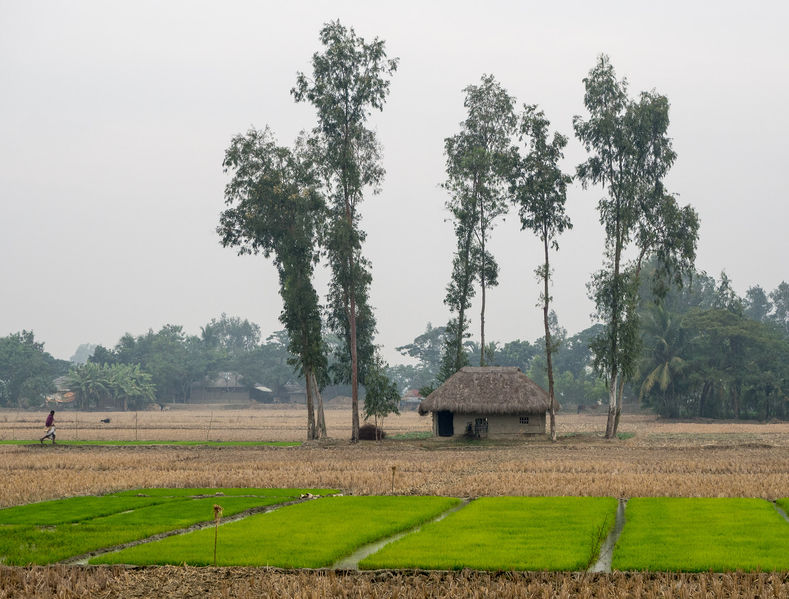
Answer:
[2, 567, 788, 599]
[2, 408, 788, 597]
[2, 409, 789, 507]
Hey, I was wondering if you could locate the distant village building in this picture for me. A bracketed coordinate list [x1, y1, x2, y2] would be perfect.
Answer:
[283, 381, 307, 404]
[45, 376, 77, 407]
[190, 372, 273, 404]
[418, 367, 551, 438]
[400, 388, 423, 411]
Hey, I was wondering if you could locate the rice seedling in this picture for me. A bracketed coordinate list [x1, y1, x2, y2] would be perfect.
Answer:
[93, 496, 460, 567]
[612, 497, 789, 571]
[360, 497, 617, 571]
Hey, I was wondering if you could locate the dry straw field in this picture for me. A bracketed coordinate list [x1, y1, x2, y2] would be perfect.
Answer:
[2, 407, 789, 597]
[1, 567, 788, 598]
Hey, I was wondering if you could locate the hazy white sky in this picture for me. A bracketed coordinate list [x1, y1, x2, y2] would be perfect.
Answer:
[1, 0, 787, 363]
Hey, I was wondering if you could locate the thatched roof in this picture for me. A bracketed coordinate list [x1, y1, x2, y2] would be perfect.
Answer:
[419, 367, 551, 416]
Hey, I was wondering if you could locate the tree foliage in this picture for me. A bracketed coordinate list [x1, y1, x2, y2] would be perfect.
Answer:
[442, 74, 516, 369]
[67, 362, 155, 410]
[218, 127, 328, 439]
[510, 104, 572, 441]
[637, 271, 789, 420]
[363, 356, 401, 439]
[0, 331, 67, 408]
[574, 55, 699, 438]
[292, 20, 398, 442]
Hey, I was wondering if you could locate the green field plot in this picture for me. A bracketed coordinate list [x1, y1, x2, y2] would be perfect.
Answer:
[612, 498, 789, 571]
[360, 496, 617, 571]
[93, 495, 460, 567]
[777, 498, 789, 516]
[109, 487, 335, 498]
[0, 493, 297, 565]
[0, 496, 168, 525]
[0, 440, 299, 447]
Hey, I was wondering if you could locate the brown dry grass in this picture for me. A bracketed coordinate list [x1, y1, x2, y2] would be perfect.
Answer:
[4, 407, 789, 443]
[1, 567, 788, 599]
[0, 406, 432, 442]
[1, 409, 788, 507]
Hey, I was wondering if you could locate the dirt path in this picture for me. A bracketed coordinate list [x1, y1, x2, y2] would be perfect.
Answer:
[332, 498, 470, 570]
[588, 499, 626, 573]
[775, 501, 789, 524]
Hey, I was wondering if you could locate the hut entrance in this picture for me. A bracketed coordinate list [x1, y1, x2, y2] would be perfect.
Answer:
[437, 411, 454, 436]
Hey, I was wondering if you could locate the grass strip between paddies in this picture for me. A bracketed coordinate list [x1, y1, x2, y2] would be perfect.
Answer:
[776, 498, 789, 520]
[0, 440, 299, 447]
[0, 495, 293, 565]
[359, 497, 617, 571]
[108, 487, 336, 497]
[92, 496, 460, 567]
[612, 498, 789, 572]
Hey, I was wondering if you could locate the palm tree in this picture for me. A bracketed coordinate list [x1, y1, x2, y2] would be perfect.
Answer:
[639, 304, 687, 418]
[67, 363, 108, 409]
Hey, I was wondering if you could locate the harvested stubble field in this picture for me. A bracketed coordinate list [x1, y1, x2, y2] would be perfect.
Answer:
[2, 408, 789, 597]
[1, 568, 789, 599]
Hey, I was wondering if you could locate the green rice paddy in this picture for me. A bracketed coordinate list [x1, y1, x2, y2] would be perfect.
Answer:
[92, 496, 460, 567]
[0, 488, 321, 565]
[3, 493, 788, 570]
[359, 497, 618, 571]
[612, 498, 789, 572]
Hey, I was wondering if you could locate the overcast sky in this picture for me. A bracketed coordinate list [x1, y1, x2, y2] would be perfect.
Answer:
[1, 0, 787, 364]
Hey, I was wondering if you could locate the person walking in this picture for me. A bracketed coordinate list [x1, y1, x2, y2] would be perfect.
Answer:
[40, 410, 56, 445]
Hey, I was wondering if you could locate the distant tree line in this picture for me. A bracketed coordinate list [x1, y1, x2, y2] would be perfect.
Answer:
[0, 331, 69, 408]
[636, 269, 789, 420]
[0, 315, 296, 410]
[394, 269, 789, 421]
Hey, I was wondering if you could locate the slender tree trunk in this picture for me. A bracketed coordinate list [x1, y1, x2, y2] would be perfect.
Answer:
[455, 225, 475, 371]
[348, 254, 360, 443]
[304, 366, 316, 440]
[480, 282, 486, 366]
[479, 201, 486, 367]
[605, 370, 618, 439]
[542, 236, 557, 441]
[311, 371, 326, 438]
[605, 226, 623, 439]
[613, 376, 625, 435]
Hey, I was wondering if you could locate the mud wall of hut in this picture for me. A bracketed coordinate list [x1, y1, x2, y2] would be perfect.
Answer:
[432, 412, 547, 438]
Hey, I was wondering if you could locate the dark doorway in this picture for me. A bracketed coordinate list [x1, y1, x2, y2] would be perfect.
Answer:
[437, 411, 454, 436]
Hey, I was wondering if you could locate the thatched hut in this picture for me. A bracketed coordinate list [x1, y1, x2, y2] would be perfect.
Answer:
[419, 366, 551, 438]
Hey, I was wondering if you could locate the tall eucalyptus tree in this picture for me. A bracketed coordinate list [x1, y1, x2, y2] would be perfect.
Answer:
[509, 105, 572, 441]
[574, 55, 699, 438]
[443, 75, 516, 368]
[218, 127, 327, 440]
[292, 21, 398, 442]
